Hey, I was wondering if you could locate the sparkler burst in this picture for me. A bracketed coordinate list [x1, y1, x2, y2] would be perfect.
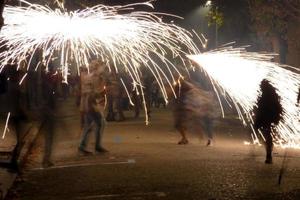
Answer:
[188, 46, 300, 148]
[0, 0, 200, 124]
[1, 1, 299, 149]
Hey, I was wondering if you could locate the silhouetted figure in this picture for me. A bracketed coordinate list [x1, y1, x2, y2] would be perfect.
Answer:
[1, 66, 27, 172]
[78, 67, 88, 128]
[105, 74, 119, 121]
[41, 66, 57, 167]
[253, 79, 283, 164]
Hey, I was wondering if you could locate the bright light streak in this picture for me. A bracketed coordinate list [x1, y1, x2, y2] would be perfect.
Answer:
[188, 46, 300, 149]
[0, 0, 200, 124]
[2, 112, 10, 139]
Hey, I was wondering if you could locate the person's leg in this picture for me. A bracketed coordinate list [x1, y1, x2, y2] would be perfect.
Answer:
[42, 113, 54, 167]
[106, 95, 115, 121]
[95, 113, 108, 152]
[178, 127, 188, 144]
[80, 111, 85, 129]
[202, 116, 213, 146]
[10, 118, 22, 171]
[263, 127, 273, 164]
[116, 97, 125, 121]
[132, 92, 140, 118]
[99, 114, 106, 144]
[174, 111, 188, 144]
[79, 113, 92, 152]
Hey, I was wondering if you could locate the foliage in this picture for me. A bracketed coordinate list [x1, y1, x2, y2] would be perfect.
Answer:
[204, 0, 252, 43]
[249, 0, 300, 38]
[207, 7, 223, 28]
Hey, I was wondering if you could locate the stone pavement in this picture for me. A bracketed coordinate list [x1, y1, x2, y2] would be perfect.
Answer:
[5, 97, 299, 199]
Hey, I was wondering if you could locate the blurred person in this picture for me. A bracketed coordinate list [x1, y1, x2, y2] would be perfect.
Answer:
[40, 65, 58, 167]
[105, 71, 127, 122]
[26, 68, 39, 109]
[0, 65, 27, 172]
[253, 79, 283, 164]
[78, 67, 88, 128]
[142, 70, 154, 119]
[131, 90, 141, 118]
[61, 81, 69, 100]
[78, 60, 108, 154]
[172, 78, 216, 145]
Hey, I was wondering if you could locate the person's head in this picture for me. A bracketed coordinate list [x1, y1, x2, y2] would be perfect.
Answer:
[89, 59, 106, 74]
[80, 66, 88, 74]
[260, 79, 274, 95]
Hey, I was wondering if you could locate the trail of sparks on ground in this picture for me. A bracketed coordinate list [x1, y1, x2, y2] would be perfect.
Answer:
[188, 46, 300, 149]
[0, 0, 200, 125]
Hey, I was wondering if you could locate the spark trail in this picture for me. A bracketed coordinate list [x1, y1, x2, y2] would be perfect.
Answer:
[0, 0, 199, 124]
[188, 46, 300, 148]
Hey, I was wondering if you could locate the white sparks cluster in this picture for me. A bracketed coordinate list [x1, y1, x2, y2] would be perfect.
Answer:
[188, 46, 300, 148]
[0, 0, 199, 124]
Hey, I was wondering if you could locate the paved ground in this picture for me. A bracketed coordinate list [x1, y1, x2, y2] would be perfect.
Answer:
[6, 98, 300, 200]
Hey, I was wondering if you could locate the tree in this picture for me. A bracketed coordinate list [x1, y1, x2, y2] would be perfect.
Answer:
[206, 0, 300, 64]
[205, 0, 252, 47]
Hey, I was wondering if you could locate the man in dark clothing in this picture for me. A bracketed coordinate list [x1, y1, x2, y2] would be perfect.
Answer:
[0, 66, 27, 172]
[253, 79, 283, 164]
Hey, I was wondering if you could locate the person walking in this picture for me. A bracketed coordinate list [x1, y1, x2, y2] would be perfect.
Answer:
[0, 65, 27, 172]
[40, 65, 58, 167]
[253, 79, 283, 164]
[78, 60, 108, 154]
[172, 78, 216, 145]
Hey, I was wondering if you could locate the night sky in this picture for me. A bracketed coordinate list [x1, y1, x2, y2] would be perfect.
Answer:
[105, 0, 206, 15]
[63, 0, 207, 16]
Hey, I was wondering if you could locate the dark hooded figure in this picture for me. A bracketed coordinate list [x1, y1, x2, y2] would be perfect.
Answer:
[253, 79, 283, 164]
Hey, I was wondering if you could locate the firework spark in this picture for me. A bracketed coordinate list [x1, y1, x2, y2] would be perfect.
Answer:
[2, 112, 10, 139]
[188, 46, 300, 148]
[0, 0, 199, 124]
